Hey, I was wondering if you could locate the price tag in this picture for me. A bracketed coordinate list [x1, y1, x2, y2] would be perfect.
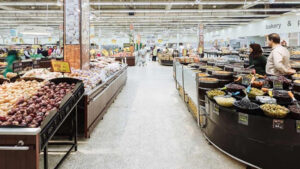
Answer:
[213, 103, 219, 115]
[238, 112, 248, 126]
[51, 60, 71, 73]
[205, 96, 210, 113]
[273, 119, 284, 129]
[273, 80, 283, 90]
[242, 77, 250, 86]
[296, 120, 300, 133]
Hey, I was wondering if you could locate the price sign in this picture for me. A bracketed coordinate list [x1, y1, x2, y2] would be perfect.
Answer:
[273, 119, 284, 129]
[273, 80, 283, 90]
[296, 120, 300, 133]
[205, 96, 210, 114]
[238, 112, 248, 126]
[242, 77, 250, 86]
[51, 60, 71, 73]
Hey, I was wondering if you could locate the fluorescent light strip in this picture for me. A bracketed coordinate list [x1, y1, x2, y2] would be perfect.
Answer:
[96, 15, 273, 19]
[90, 1, 300, 6]
[93, 8, 294, 13]
[0, 8, 293, 14]
[0, 10, 63, 14]
[91, 19, 253, 22]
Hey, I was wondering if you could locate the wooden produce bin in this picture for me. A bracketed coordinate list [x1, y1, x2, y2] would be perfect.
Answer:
[114, 56, 135, 66]
[0, 78, 85, 169]
[78, 66, 127, 138]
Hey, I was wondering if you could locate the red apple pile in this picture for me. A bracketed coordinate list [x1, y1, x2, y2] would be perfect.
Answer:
[0, 82, 76, 128]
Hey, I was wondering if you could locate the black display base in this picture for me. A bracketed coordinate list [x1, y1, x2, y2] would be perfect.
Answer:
[202, 99, 300, 169]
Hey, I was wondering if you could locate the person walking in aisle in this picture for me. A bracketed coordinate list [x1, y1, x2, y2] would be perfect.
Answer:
[249, 43, 267, 75]
[152, 45, 158, 61]
[266, 33, 295, 76]
[138, 45, 147, 66]
[178, 43, 184, 57]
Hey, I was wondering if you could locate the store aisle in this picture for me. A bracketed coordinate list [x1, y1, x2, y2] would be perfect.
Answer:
[57, 62, 244, 169]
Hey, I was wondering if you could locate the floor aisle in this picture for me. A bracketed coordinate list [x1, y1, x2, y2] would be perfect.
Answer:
[57, 62, 244, 169]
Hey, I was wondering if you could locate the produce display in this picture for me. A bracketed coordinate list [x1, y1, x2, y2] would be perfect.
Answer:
[289, 104, 300, 114]
[256, 96, 276, 104]
[207, 89, 225, 99]
[198, 73, 208, 77]
[260, 104, 289, 118]
[20, 58, 122, 92]
[226, 83, 245, 92]
[234, 100, 259, 110]
[248, 88, 264, 98]
[266, 76, 292, 84]
[0, 80, 45, 116]
[214, 96, 235, 107]
[22, 69, 62, 80]
[0, 62, 7, 67]
[0, 81, 75, 127]
[292, 74, 300, 80]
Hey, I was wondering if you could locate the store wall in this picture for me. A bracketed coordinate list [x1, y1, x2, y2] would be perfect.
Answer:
[205, 13, 300, 42]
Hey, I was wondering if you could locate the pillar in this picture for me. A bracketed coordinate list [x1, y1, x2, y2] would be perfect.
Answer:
[64, 0, 90, 70]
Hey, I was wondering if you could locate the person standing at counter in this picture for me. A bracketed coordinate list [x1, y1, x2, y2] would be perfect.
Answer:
[266, 33, 295, 76]
[37, 45, 43, 55]
[24, 46, 31, 59]
[249, 43, 267, 75]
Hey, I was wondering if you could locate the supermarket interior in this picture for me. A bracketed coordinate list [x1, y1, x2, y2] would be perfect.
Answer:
[0, 0, 300, 169]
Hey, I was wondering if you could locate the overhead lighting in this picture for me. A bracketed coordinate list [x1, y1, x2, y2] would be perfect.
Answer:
[21, 32, 51, 36]
[93, 8, 292, 13]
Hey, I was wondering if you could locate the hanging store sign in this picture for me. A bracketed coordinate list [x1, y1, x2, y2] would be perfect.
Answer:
[206, 13, 300, 41]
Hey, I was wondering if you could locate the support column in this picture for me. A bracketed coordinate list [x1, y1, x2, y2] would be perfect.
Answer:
[198, 24, 204, 57]
[64, 0, 90, 70]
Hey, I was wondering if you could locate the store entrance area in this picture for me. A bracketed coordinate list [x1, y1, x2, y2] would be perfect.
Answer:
[50, 63, 243, 169]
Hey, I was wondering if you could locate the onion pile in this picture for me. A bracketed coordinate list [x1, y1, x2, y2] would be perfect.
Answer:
[0, 82, 75, 127]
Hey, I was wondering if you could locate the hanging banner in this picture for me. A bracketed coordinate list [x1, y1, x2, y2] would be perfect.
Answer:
[111, 39, 116, 44]
[198, 24, 204, 55]
[158, 39, 163, 43]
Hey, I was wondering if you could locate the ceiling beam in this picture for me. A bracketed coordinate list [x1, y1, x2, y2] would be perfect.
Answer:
[0, 1, 300, 6]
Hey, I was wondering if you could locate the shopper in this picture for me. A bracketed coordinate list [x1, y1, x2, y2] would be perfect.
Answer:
[266, 33, 295, 76]
[178, 43, 184, 57]
[138, 45, 147, 66]
[4, 46, 19, 77]
[152, 45, 158, 61]
[47, 47, 53, 56]
[52, 46, 61, 57]
[24, 46, 31, 59]
[37, 45, 43, 55]
[249, 44, 267, 75]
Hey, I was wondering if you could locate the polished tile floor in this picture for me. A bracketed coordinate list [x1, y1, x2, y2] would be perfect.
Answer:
[49, 62, 244, 169]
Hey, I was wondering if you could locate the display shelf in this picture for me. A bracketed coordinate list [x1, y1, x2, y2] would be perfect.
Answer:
[174, 60, 300, 169]
[202, 98, 300, 169]
[78, 66, 128, 138]
[114, 56, 135, 66]
[0, 78, 85, 169]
